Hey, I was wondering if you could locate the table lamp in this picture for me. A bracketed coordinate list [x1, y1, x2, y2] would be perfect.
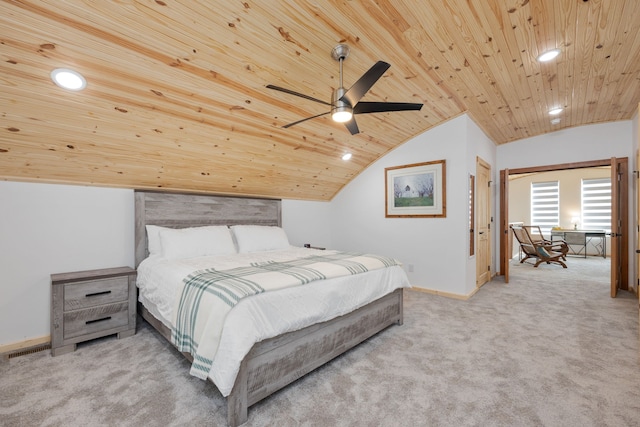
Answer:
[571, 216, 580, 230]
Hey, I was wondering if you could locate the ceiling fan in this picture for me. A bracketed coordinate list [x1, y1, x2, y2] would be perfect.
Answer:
[267, 44, 423, 135]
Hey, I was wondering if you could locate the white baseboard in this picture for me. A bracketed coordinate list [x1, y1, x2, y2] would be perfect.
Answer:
[408, 286, 477, 300]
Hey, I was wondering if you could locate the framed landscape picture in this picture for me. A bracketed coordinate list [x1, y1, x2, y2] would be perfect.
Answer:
[385, 159, 446, 218]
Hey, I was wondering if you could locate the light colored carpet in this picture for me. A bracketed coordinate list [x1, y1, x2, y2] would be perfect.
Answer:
[1, 256, 639, 426]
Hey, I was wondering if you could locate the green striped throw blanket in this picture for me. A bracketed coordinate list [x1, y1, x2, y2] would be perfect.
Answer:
[171, 251, 401, 380]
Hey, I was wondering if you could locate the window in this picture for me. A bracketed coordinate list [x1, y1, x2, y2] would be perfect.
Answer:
[531, 181, 559, 233]
[581, 178, 611, 231]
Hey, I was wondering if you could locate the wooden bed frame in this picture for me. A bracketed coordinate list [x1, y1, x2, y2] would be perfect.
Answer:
[134, 190, 404, 426]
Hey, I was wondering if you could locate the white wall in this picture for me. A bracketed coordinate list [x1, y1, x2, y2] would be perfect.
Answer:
[281, 199, 332, 248]
[497, 121, 633, 170]
[330, 117, 462, 292]
[0, 182, 134, 346]
[329, 114, 496, 295]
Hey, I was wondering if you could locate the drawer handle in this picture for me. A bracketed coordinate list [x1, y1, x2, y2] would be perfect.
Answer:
[86, 316, 112, 325]
[85, 290, 111, 298]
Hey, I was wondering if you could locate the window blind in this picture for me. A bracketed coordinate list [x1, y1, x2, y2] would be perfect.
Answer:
[581, 178, 611, 231]
[531, 181, 559, 233]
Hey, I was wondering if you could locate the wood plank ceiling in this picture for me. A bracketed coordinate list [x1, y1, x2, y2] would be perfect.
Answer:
[1, 0, 639, 201]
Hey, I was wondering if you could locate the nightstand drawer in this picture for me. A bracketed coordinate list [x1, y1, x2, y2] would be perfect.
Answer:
[63, 301, 129, 339]
[63, 276, 129, 310]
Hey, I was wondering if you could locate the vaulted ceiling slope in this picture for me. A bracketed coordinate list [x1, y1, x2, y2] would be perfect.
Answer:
[1, 1, 639, 201]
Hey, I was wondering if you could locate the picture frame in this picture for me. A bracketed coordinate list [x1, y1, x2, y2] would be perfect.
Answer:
[385, 159, 446, 218]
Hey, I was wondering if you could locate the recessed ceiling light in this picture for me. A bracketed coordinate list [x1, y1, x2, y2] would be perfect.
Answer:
[342, 153, 352, 161]
[548, 107, 563, 115]
[537, 49, 561, 62]
[551, 118, 561, 125]
[50, 68, 86, 91]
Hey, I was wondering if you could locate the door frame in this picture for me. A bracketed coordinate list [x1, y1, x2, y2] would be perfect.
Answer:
[499, 158, 629, 292]
[500, 168, 509, 283]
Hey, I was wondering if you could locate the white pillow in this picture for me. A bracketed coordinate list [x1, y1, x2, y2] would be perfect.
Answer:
[146, 224, 171, 256]
[231, 225, 290, 253]
[158, 226, 236, 260]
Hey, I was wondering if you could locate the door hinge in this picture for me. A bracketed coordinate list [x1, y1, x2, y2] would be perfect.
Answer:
[487, 265, 490, 271]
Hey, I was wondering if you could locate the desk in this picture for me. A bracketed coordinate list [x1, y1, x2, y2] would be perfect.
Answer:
[550, 229, 607, 258]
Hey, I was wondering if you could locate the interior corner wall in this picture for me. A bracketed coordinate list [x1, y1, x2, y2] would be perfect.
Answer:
[328, 114, 496, 296]
[0, 182, 134, 346]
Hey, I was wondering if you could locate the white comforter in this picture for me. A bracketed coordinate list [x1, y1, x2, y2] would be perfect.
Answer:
[136, 247, 411, 396]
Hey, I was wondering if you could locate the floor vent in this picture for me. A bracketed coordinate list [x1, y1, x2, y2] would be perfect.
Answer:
[4, 344, 51, 360]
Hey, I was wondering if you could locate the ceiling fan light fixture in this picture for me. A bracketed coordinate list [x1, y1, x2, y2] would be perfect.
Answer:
[331, 87, 352, 122]
[537, 49, 560, 62]
[332, 107, 353, 123]
[51, 68, 86, 91]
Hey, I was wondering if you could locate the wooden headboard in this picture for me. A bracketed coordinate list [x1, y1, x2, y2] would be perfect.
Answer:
[134, 190, 281, 267]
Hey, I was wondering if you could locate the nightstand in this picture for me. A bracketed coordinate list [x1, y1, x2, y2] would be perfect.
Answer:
[50, 266, 137, 356]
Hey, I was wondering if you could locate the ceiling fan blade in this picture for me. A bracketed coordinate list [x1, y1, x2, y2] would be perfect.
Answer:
[353, 102, 423, 114]
[344, 117, 360, 135]
[340, 61, 391, 107]
[266, 84, 332, 106]
[282, 111, 330, 128]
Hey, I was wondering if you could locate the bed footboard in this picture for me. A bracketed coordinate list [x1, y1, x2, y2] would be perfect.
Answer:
[227, 287, 404, 426]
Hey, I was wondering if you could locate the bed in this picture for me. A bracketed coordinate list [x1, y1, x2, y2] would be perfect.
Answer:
[134, 190, 408, 426]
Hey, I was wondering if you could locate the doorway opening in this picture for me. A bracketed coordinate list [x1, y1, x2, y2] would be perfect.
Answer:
[499, 158, 629, 297]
